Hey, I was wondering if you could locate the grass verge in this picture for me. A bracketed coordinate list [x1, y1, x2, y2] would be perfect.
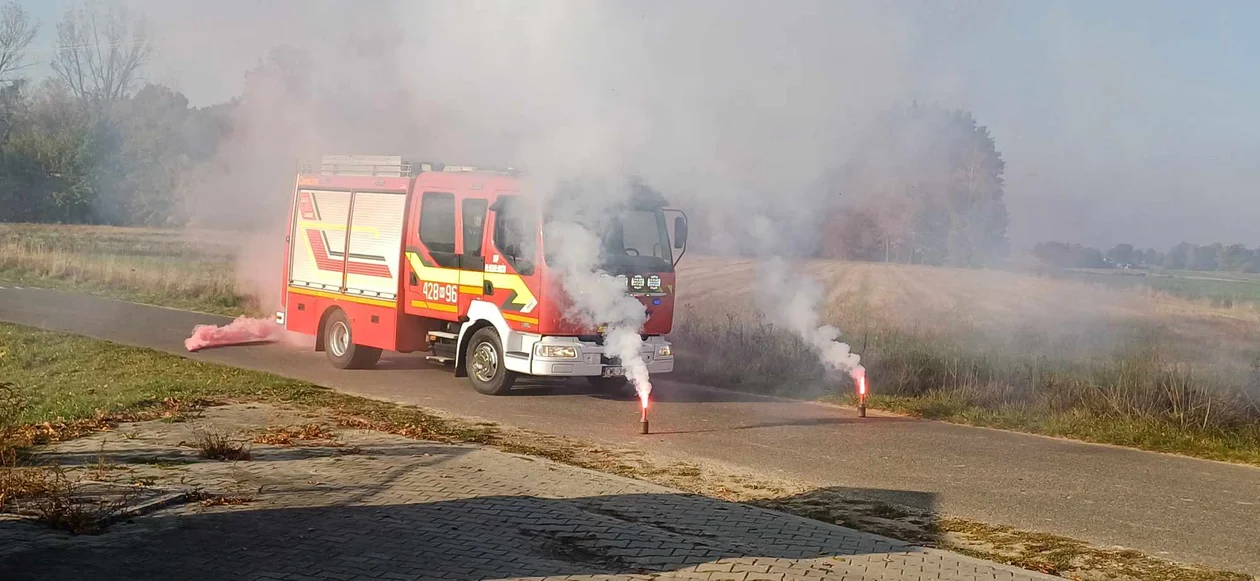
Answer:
[0, 322, 1249, 580]
[0, 224, 248, 316]
[670, 310, 1260, 467]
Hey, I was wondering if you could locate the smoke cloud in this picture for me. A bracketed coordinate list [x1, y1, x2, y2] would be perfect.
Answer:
[78, 0, 1257, 401]
[130, 0, 931, 262]
[112, 0, 1260, 256]
[761, 257, 863, 379]
[543, 219, 652, 400]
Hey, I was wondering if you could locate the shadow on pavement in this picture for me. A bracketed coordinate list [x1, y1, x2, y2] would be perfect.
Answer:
[0, 489, 944, 581]
[646, 415, 910, 434]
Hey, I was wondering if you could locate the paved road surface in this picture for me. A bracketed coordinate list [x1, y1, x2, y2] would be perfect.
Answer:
[1, 404, 1056, 581]
[1, 285, 1257, 575]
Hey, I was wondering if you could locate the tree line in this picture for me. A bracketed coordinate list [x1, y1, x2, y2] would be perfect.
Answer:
[1033, 241, 1260, 273]
[2, 1, 1015, 266]
[818, 103, 1010, 268]
[0, 2, 233, 227]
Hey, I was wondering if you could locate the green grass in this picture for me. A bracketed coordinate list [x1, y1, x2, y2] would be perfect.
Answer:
[1055, 267, 1260, 305]
[0, 322, 492, 448]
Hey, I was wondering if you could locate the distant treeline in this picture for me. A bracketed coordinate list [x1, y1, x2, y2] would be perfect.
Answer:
[0, 3, 235, 227]
[1033, 241, 1260, 273]
[818, 103, 1010, 268]
[0, 81, 234, 226]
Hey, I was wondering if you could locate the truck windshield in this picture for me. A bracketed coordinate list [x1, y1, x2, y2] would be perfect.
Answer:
[544, 208, 674, 272]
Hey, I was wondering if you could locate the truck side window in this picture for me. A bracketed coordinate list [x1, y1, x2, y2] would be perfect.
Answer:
[462, 199, 488, 258]
[419, 191, 458, 268]
[492, 195, 536, 276]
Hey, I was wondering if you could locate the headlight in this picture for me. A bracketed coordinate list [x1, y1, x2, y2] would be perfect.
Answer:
[535, 344, 579, 359]
[647, 275, 661, 290]
[631, 274, 645, 290]
[656, 344, 672, 357]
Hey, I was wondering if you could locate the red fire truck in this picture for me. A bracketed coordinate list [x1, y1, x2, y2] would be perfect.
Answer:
[277, 155, 687, 395]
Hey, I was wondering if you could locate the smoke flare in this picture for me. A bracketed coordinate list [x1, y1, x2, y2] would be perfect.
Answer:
[185, 316, 284, 352]
[542, 213, 654, 405]
[762, 257, 864, 379]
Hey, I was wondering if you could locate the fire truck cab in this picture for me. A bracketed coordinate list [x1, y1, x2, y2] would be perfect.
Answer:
[278, 155, 687, 395]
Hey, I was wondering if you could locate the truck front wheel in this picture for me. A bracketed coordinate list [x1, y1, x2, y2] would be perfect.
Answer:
[466, 327, 517, 395]
[323, 309, 381, 369]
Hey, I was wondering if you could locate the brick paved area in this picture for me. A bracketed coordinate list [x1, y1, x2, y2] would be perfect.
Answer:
[0, 405, 1055, 581]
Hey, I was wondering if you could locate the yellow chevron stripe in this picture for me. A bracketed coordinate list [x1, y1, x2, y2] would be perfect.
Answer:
[502, 312, 539, 324]
[483, 272, 538, 313]
[405, 252, 461, 284]
[405, 251, 535, 312]
[409, 299, 458, 313]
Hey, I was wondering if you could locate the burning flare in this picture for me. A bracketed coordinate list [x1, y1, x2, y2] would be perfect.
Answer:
[185, 316, 284, 352]
[851, 365, 869, 417]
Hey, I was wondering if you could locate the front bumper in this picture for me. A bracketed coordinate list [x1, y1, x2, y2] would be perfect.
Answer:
[525, 335, 674, 377]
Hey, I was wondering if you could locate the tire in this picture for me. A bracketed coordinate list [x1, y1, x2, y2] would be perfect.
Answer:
[465, 327, 516, 395]
[323, 309, 382, 369]
[586, 376, 636, 398]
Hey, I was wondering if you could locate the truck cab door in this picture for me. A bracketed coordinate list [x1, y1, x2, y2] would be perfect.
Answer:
[482, 194, 541, 330]
[457, 198, 488, 312]
[404, 191, 461, 321]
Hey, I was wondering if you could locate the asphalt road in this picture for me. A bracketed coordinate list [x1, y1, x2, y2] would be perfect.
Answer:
[1, 285, 1257, 576]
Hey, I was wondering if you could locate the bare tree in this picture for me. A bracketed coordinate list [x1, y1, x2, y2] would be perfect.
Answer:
[0, 1, 38, 82]
[50, 3, 151, 100]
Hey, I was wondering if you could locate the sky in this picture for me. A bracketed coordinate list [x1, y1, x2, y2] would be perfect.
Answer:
[16, 0, 1260, 251]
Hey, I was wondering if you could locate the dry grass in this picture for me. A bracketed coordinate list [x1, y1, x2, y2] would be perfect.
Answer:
[0, 223, 246, 315]
[671, 256, 1260, 465]
[8, 465, 138, 534]
[0, 382, 25, 466]
[189, 485, 258, 507]
[186, 427, 252, 462]
[1, 460, 142, 535]
[0, 464, 44, 509]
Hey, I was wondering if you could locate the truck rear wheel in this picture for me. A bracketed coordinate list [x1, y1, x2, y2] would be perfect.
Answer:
[466, 327, 516, 395]
[323, 309, 381, 369]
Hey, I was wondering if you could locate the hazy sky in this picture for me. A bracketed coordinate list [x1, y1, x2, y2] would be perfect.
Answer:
[18, 0, 1260, 251]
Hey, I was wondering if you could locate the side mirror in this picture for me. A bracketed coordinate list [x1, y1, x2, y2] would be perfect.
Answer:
[673, 216, 688, 249]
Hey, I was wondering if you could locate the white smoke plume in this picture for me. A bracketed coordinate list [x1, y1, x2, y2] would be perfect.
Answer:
[543, 221, 652, 398]
[762, 257, 864, 383]
[535, 177, 656, 404]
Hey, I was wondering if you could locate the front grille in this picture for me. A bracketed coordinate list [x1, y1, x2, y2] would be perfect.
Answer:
[601, 355, 621, 366]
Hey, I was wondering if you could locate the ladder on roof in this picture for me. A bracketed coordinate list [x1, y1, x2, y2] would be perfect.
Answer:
[311, 155, 519, 177]
[317, 155, 412, 177]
